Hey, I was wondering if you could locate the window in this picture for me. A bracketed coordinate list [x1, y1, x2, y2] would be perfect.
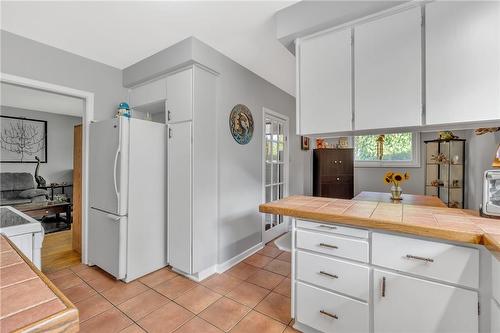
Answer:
[354, 132, 420, 167]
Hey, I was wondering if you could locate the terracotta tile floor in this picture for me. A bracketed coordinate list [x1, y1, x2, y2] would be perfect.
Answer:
[47, 244, 300, 333]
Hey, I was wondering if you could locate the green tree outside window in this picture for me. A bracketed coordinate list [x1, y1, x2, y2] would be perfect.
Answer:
[355, 132, 413, 161]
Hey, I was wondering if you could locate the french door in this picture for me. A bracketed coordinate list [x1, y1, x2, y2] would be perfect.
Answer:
[262, 109, 289, 244]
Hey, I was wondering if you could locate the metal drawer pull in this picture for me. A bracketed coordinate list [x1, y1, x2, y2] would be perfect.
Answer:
[317, 225, 337, 230]
[319, 271, 338, 279]
[381, 277, 386, 297]
[320, 310, 338, 319]
[319, 243, 338, 249]
[406, 254, 434, 263]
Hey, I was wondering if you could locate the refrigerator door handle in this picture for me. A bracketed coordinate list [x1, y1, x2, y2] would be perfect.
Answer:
[113, 147, 120, 200]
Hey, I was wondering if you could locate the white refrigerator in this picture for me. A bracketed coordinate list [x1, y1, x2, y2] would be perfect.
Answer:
[89, 117, 167, 282]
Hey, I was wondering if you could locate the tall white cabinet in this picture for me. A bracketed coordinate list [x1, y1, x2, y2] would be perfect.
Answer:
[297, 28, 352, 135]
[426, 1, 500, 125]
[354, 7, 422, 130]
[167, 66, 218, 279]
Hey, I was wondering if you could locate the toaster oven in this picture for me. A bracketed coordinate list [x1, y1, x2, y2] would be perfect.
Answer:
[483, 170, 500, 217]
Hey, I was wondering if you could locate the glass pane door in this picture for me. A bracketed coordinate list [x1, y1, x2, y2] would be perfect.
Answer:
[263, 112, 288, 243]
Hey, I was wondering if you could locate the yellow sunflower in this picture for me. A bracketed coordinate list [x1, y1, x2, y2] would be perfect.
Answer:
[393, 173, 403, 183]
[383, 171, 393, 184]
[404, 172, 410, 180]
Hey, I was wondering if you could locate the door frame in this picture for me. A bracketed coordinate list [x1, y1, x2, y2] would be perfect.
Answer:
[261, 107, 290, 244]
[1, 72, 95, 264]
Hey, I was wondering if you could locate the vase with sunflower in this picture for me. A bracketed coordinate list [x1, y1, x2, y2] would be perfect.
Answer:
[384, 171, 410, 200]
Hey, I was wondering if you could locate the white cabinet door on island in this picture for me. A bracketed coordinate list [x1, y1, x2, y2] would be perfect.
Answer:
[373, 269, 478, 333]
[297, 28, 352, 135]
[426, 1, 500, 125]
[354, 7, 422, 130]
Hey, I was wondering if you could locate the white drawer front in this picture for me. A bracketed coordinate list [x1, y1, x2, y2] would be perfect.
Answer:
[296, 229, 369, 263]
[297, 219, 369, 239]
[296, 282, 369, 333]
[296, 251, 369, 301]
[372, 232, 479, 288]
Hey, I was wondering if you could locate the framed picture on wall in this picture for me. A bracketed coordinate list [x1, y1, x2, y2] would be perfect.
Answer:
[301, 136, 310, 150]
[0, 115, 47, 163]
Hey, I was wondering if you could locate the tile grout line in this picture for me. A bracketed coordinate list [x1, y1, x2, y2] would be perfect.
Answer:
[51, 264, 296, 332]
[0, 296, 58, 321]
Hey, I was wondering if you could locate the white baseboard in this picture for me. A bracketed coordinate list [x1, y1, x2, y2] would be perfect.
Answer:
[172, 265, 217, 282]
[216, 242, 264, 274]
[170, 242, 264, 281]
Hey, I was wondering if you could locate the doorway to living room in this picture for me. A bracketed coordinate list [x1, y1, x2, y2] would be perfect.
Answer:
[0, 79, 88, 273]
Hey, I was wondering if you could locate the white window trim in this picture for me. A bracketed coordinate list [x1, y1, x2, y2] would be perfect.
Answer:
[354, 132, 421, 168]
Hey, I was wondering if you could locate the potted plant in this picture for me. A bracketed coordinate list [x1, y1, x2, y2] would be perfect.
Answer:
[384, 171, 410, 200]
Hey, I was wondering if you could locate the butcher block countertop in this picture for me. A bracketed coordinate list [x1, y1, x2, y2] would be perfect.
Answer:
[0, 235, 79, 333]
[259, 194, 500, 252]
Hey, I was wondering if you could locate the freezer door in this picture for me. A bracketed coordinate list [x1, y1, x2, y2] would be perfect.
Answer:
[88, 208, 127, 279]
[89, 118, 129, 215]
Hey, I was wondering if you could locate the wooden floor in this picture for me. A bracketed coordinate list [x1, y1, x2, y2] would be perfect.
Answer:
[41, 228, 81, 274]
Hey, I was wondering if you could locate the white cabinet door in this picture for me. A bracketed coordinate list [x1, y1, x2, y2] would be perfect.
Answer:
[167, 121, 192, 274]
[492, 299, 500, 333]
[9, 233, 33, 262]
[129, 78, 167, 108]
[355, 7, 422, 130]
[493, 253, 500, 303]
[298, 28, 352, 135]
[426, 1, 500, 125]
[373, 269, 478, 333]
[166, 69, 193, 123]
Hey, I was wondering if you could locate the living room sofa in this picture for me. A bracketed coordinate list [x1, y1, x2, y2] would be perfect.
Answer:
[0, 173, 48, 206]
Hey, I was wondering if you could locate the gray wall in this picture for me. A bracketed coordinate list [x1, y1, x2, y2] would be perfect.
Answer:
[303, 129, 497, 210]
[1, 30, 127, 120]
[1, 106, 82, 184]
[192, 39, 304, 264]
[123, 37, 305, 264]
[466, 130, 500, 210]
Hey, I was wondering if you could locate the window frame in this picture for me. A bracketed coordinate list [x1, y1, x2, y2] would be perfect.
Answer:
[354, 132, 421, 168]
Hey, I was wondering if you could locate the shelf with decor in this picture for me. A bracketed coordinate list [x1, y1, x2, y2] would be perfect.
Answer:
[424, 138, 465, 208]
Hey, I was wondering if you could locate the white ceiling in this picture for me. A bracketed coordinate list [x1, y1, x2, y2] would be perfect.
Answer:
[1, 83, 84, 117]
[1, 1, 297, 96]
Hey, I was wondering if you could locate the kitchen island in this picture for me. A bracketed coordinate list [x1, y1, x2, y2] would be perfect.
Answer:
[0, 208, 79, 333]
[259, 195, 500, 333]
[260, 195, 500, 251]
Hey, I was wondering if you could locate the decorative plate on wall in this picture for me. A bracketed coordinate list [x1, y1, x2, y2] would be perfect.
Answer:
[229, 104, 254, 145]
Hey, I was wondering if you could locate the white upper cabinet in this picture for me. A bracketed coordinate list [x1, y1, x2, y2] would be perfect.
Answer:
[166, 69, 193, 123]
[426, 1, 500, 125]
[129, 78, 167, 108]
[297, 28, 352, 135]
[354, 7, 422, 130]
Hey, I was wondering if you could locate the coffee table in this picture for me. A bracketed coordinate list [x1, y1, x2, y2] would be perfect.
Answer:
[14, 201, 72, 233]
